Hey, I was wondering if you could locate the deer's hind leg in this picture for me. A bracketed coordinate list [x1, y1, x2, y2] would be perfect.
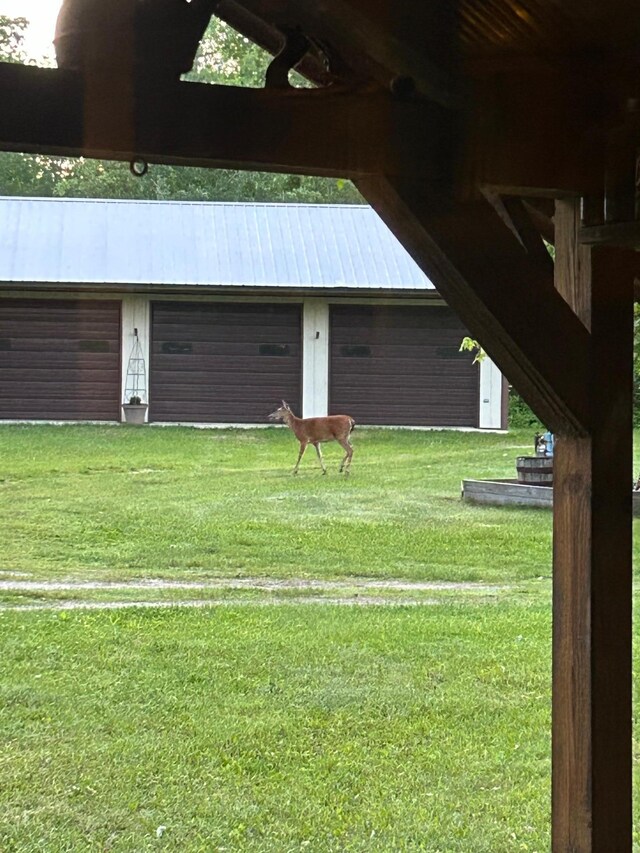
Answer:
[313, 442, 327, 475]
[337, 438, 353, 474]
[293, 440, 308, 474]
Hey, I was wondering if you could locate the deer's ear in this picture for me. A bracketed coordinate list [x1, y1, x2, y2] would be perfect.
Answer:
[282, 400, 289, 408]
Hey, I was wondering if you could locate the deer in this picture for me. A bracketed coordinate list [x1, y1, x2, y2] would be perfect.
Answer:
[268, 401, 355, 475]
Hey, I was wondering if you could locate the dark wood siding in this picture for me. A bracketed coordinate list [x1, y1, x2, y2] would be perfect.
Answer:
[330, 305, 479, 426]
[150, 301, 301, 423]
[0, 298, 121, 420]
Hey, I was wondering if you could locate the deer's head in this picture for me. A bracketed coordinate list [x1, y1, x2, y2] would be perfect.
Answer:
[268, 400, 292, 422]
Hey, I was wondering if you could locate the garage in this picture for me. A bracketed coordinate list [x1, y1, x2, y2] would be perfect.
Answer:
[330, 305, 479, 426]
[150, 302, 302, 423]
[0, 299, 121, 421]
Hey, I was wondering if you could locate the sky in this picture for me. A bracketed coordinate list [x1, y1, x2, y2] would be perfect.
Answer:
[0, 1, 62, 60]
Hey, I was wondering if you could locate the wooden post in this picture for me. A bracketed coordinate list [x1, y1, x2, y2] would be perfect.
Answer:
[552, 200, 634, 851]
[355, 181, 634, 848]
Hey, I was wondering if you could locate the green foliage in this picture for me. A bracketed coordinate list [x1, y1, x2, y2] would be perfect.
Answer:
[185, 15, 270, 88]
[508, 389, 545, 431]
[458, 337, 486, 364]
[544, 239, 555, 261]
[0, 15, 28, 64]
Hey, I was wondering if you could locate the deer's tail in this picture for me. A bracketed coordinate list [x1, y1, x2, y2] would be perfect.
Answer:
[349, 417, 356, 434]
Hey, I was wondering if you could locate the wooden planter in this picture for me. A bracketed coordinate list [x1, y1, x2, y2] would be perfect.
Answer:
[516, 455, 553, 486]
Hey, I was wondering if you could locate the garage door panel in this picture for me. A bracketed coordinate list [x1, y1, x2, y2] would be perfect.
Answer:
[154, 326, 300, 343]
[331, 359, 473, 377]
[0, 334, 119, 352]
[2, 402, 116, 419]
[0, 306, 119, 324]
[0, 353, 118, 370]
[155, 387, 292, 402]
[152, 368, 297, 386]
[332, 309, 466, 331]
[333, 345, 467, 359]
[0, 325, 118, 338]
[151, 302, 301, 423]
[332, 380, 476, 394]
[331, 328, 470, 345]
[0, 299, 121, 421]
[154, 317, 295, 332]
[0, 373, 119, 390]
[153, 342, 299, 357]
[0, 322, 120, 340]
[151, 359, 299, 376]
[330, 305, 478, 427]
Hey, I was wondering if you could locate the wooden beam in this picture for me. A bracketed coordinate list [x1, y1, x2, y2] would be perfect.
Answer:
[553, 200, 634, 852]
[217, 0, 463, 108]
[0, 59, 606, 196]
[466, 67, 602, 197]
[554, 200, 592, 325]
[0, 62, 450, 179]
[521, 199, 555, 245]
[580, 220, 640, 248]
[482, 191, 554, 271]
[356, 176, 592, 435]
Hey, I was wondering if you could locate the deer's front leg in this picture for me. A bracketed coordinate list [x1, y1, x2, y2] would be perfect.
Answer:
[293, 440, 308, 474]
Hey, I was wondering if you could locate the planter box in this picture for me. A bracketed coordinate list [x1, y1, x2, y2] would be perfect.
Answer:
[461, 478, 640, 516]
[462, 478, 552, 509]
[122, 403, 148, 425]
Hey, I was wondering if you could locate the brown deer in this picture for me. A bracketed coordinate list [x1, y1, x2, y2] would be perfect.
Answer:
[268, 401, 355, 475]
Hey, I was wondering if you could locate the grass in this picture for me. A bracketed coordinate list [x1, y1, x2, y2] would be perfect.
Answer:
[1, 424, 639, 850]
[0, 424, 554, 583]
[0, 603, 552, 852]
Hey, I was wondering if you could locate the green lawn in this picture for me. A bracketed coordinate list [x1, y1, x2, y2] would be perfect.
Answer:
[0, 424, 555, 583]
[1, 603, 552, 852]
[0, 425, 638, 851]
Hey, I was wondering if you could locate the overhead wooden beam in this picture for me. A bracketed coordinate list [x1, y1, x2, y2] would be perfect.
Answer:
[217, 0, 462, 108]
[0, 60, 605, 196]
[466, 66, 602, 197]
[552, 200, 634, 852]
[0, 62, 450, 179]
[357, 176, 592, 435]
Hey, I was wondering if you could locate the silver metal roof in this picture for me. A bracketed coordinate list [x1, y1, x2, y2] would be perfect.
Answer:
[0, 196, 434, 291]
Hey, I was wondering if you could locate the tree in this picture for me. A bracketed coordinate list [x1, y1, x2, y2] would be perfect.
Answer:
[0, 15, 28, 64]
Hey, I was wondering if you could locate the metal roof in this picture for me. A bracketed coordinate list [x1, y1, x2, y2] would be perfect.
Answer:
[0, 196, 434, 291]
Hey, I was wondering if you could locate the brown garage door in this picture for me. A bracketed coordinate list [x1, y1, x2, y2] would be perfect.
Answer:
[150, 302, 301, 423]
[0, 298, 121, 420]
[330, 305, 479, 426]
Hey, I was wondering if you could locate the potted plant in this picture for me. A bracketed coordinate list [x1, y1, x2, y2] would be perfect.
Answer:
[122, 394, 148, 425]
